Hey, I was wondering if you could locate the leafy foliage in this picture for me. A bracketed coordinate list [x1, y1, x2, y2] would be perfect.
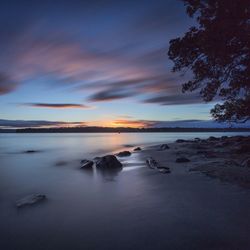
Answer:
[168, 0, 250, 122]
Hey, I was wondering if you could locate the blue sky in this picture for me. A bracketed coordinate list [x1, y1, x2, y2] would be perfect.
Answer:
[0, 0, 247, 128]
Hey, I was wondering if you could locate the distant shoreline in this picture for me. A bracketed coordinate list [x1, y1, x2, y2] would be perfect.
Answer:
[0, 127, 250, 133]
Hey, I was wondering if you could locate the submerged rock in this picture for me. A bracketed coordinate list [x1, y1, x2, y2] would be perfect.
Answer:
[146, 157, 171, 174]
[146, 157, 159, 169]
[116, 151, 131, 157]
[80, 159, 94, 169]
[157, 166, 171, 174]
[134, 147, 142, 151]
[16, 194, 46, 208]
[159, 144, 169, 151]
[24, 150, 39, 153]
[176, 157, 190, 163]
[95, 155, 122, 169]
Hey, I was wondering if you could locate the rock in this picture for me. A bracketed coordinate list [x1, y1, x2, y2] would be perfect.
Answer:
[24, 150, 39, 153]
[134, 147, 141, 151]
[157, 166, 171, 174]
[159, 144, 169, 151]
[176, 157, 190, 163]
[95, 155, 122, 169]
[146, 157, 171, 174]
[16, 194, 46, 208]
[146, 157, 159, 169]
[116, 151, 131, 157]
[208, 136, 219, 141]
[176, 139, 186, 143]
[80, 159, 94, 169]
[221, 136, 228, 140]
[242, 158, 250, 168]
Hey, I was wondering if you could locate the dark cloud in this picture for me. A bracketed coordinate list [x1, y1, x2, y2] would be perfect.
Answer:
[0, 119, 86, 128]
[88, 89, 133, 102]
[143, 93, 202, 105]
[23, 103, 92, 109]
[0, 73, 18, 95]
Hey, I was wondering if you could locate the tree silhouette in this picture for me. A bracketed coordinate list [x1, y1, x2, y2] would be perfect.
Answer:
[168, 0, 250, 123]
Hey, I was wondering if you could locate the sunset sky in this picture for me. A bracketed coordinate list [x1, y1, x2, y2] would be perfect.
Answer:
[0, 0, 244, 128]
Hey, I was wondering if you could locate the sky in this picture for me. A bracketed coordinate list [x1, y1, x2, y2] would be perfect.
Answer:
[0, 0, 247, 128]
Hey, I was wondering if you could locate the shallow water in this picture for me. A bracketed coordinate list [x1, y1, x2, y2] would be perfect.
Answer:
[0, 132, 250, 250]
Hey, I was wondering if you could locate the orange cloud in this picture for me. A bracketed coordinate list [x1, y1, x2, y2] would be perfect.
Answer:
[110, 119, 156, 128]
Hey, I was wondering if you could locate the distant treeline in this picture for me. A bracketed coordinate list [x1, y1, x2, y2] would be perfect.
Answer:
[0, 126, 249, 133]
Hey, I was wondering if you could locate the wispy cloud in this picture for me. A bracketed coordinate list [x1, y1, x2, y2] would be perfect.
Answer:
[22, 103, 93, 109]
[0, 119, 86, 128]
[143, 93, 202, 105]
[0, 0, 198, 108]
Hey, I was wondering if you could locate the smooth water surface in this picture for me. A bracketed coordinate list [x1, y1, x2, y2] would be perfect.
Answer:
[0, 132, 250, 250]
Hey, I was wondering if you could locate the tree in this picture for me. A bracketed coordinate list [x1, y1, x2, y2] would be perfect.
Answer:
[168, 0, 250, 123]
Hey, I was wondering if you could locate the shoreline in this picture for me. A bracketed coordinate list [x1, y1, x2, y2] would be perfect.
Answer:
[134, 135, 250, 188]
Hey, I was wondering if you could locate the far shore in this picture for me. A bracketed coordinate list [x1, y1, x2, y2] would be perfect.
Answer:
[1, 127, 250, 133]
[134, 135, 250, 188]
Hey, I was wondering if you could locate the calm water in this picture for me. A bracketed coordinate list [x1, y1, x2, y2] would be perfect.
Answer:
[0, 132, 250, 250]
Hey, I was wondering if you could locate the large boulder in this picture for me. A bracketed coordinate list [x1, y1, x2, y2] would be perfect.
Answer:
[16, 194, 46, 208]
[116, 151, 131, 157]
[95, 155, 122, 169]
[157, 166, 171, 174]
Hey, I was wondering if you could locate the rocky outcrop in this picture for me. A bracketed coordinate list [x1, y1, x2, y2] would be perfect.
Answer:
[16, 194, 46, 208]
[95, 155, 122, 169]
[116, 151, 131, 157]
